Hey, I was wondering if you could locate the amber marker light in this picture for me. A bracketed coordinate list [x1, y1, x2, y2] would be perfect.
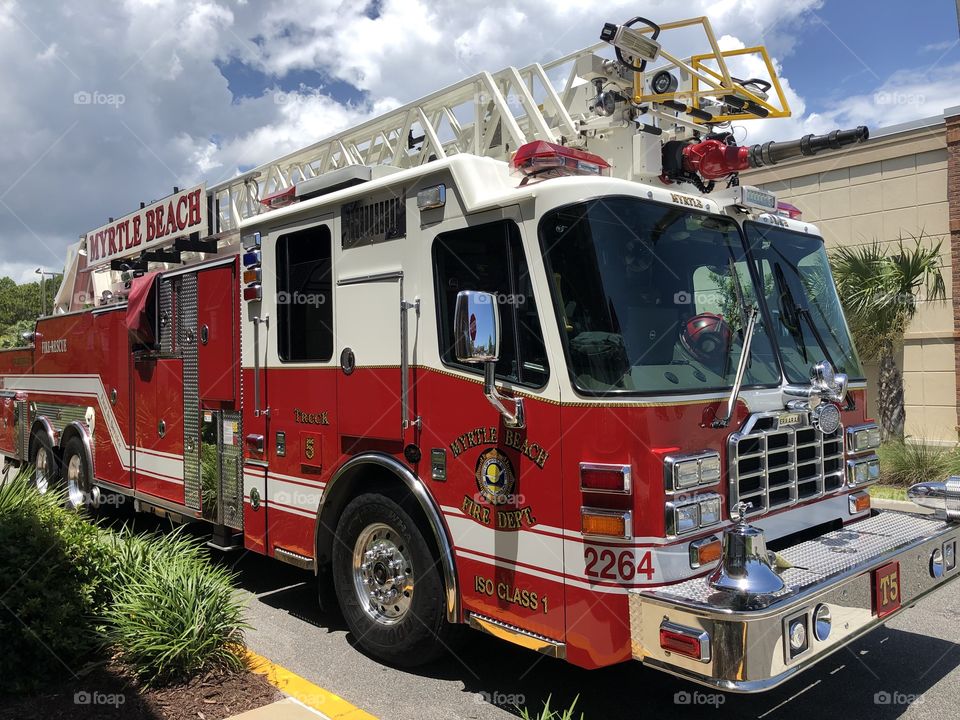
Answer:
[581, 508, 630, 538]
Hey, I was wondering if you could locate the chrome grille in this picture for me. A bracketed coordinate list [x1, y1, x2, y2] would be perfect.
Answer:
[728, 411, 844, 519]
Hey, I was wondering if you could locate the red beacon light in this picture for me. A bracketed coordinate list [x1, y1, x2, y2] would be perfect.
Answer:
[510, 141, 611, 179]
[777, 201, 802, 220]
[260, 186, 297, 210]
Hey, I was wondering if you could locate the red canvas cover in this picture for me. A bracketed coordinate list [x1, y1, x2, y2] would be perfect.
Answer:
[126, 271, 159, 345]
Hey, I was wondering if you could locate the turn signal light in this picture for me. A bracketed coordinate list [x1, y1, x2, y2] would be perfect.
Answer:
[689, 536, 722, 568]
[581, 509, 630, 538]
[849, 490, 871, 514]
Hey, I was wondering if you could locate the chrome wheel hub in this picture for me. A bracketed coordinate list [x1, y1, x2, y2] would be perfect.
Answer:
[66, 454, 85, 508]
[352, 522, 414, 625]
[34, 449, 50, 493]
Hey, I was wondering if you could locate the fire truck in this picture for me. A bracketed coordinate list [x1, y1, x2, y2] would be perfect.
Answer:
[1, 15, 958, 692]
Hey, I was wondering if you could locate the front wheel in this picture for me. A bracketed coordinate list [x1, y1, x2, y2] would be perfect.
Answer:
[332, 493, 451, 667]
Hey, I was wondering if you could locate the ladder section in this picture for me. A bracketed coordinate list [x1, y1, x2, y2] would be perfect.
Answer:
[209, 60, 586, 231]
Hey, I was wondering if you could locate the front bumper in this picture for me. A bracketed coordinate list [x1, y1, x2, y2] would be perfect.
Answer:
[629, 510, 960, 692]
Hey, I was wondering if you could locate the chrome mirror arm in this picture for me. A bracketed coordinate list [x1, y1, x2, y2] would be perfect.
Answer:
[713, 306, 759, 429]
[483, 362, 525, 428]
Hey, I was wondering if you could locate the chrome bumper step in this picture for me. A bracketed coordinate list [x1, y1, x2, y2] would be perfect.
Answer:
[629, 510, 960, 692]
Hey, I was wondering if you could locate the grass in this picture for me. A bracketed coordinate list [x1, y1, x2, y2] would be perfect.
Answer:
[876, 439, 960, 488]
[521, 697, 583, 720]
[868, 484, 908, 502]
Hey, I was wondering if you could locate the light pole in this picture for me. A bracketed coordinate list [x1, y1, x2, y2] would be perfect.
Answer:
[34, 268, 60, 317]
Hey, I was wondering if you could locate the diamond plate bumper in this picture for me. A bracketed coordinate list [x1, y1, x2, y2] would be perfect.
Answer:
[629, 511, 960, 692]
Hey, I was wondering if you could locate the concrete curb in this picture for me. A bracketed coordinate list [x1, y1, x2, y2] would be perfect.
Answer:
[242, 650, 378, 720]
[871, 497, 933, 515]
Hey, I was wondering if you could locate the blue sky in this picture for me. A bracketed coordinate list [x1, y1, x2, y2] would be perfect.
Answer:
[784, 1, 959, 119]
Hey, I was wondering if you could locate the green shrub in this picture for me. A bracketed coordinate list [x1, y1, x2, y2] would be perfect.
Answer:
[521, 696, 584, 720]
[103, 528, 248, 686]
[0, 470, 112, 694]
[877, 440, 960, 488]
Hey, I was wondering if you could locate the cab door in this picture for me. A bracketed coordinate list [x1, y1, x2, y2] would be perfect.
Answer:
[424, 212, 565, 642]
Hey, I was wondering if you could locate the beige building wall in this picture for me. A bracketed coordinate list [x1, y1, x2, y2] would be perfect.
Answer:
[744, 120, 957, 445]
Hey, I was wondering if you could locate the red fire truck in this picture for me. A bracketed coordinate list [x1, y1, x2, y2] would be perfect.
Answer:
[1, 15, 958, 692]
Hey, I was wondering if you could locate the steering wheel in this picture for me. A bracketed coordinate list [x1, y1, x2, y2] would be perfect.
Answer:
[680, 312, 732, 364]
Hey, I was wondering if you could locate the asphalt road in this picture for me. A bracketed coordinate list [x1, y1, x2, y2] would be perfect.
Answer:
[226, 550, 960, 720]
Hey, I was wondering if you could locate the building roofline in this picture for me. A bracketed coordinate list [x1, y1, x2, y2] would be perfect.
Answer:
[872, 112, 947, 140]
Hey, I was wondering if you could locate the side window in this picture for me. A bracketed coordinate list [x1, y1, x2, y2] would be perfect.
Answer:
[433, 220, 549, 387]
[276, 225, 333, 362]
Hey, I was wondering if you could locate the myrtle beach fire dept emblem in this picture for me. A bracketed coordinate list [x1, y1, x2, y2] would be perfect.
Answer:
[475, 448, 516, 505]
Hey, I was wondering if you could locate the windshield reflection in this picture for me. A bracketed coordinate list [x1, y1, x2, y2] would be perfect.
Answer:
[744, 222, 864, 383]
[539, 197, 782, 395]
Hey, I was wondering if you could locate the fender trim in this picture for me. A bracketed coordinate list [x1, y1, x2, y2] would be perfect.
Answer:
[315, 452, 460, 623]
[61, 420, 95, 480]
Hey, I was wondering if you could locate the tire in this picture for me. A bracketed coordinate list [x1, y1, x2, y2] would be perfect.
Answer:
[332, 493, 451, 667]
[62, 436, 95, 510]
[30, 432, 59, 494]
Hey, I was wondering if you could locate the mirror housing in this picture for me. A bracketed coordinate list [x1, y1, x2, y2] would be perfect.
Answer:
[454, 290, 500, 364]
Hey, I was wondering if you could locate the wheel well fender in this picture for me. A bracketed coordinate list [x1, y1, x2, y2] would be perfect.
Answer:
[314, 452, 460, 623]
[60, 421, 95, 478]
[29, 417, 56, 459]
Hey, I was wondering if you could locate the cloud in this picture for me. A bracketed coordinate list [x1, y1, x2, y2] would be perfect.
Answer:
[0, 0, 946, 278]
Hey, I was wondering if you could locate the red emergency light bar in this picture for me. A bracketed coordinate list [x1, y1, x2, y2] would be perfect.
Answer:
[260, 186, 297, 210]
[511, 141, 611, 179]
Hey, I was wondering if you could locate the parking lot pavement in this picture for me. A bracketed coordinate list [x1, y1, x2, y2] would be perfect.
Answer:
[230, 551, 960, 720]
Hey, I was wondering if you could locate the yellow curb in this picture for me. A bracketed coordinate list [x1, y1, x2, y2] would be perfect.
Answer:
[245, 649, 379, 720]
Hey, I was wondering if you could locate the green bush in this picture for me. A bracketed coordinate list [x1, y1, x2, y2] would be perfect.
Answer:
[877, 440, 960, 488]
[0, 470, 112, 694]
[103, 528, 248, 686]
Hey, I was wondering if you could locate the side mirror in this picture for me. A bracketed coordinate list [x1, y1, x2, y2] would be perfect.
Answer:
[454, 291, 500, 364]
[453, 290, 524, 428]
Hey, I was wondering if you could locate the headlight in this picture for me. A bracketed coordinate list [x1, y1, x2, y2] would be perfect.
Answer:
[675, 504, 699, 534]
[666, 493, 723, 536]
[699, 496, 722, 526]
[664, 451, 722, 491]
[847, 455, 880, 487]
[846, 423, 881, 453]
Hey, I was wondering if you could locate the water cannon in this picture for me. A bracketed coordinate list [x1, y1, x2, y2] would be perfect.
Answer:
[661, 126, 869, 192]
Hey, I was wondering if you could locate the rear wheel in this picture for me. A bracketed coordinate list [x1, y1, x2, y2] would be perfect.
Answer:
[332, 493, 450, 667]
[30, 432, 59, 494]
[62, 436, 95, 510]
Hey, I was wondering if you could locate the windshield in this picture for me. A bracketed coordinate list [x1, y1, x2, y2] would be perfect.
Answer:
[744, 222, 864, 382]
[539, 197, 781, 395]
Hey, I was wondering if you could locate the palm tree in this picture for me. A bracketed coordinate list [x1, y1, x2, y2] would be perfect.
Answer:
[830, 233, 946, 441]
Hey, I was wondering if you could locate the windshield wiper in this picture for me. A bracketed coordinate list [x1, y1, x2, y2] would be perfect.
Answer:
[773, 261, 836, 368]
[713, 304, 759, 429]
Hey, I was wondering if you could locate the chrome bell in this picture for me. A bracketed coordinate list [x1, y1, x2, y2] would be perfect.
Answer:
[709, 503, 786, 606]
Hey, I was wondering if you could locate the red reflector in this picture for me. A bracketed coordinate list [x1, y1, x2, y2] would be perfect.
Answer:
[660, 628, 701, 658]
[580, 463, 630, 493]
[243, 284, 262, 301]
[260, 186, 297, 209]
[510, 141, 611, 179]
